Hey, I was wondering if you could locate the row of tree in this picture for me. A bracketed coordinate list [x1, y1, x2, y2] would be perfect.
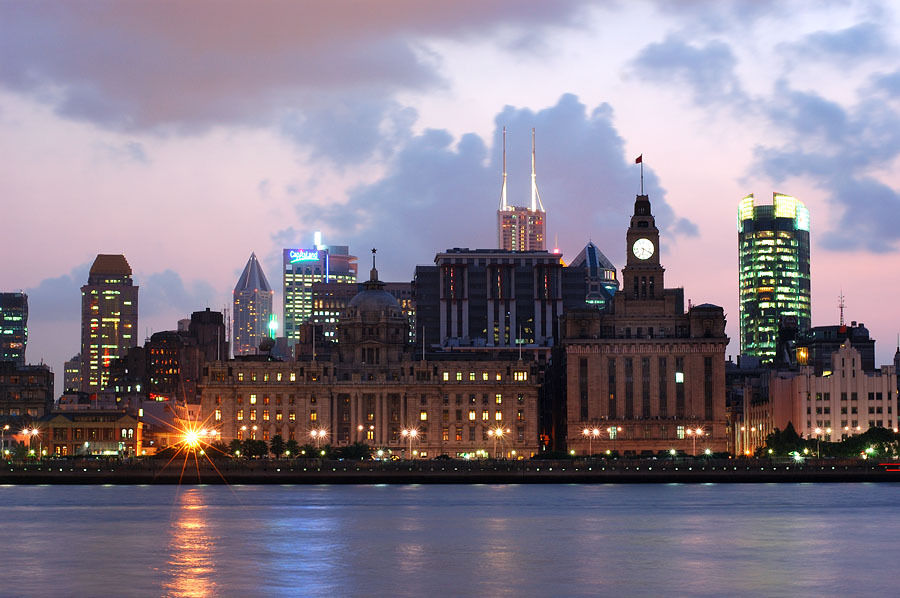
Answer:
[224, 435, 374, 460]
[760, 423, 899, 458]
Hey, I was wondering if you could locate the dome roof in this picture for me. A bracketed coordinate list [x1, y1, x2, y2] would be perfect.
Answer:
[349, 288, 401, 313]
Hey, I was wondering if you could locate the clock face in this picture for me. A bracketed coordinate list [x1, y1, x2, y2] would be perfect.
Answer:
[632, 238, 655, 260]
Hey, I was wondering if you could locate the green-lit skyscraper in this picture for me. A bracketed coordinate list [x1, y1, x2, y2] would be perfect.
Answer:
[738, 193, 810, 363]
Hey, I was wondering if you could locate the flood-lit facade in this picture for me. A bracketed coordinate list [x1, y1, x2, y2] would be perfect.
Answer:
[738, 193, 810, 363]
[233, 253, 274, 356]
[283, 246, 357, 342]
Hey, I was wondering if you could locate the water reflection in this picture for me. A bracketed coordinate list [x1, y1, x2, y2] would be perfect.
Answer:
[163, 489, 217, 598]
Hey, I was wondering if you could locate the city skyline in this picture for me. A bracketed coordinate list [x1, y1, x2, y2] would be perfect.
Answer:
[3, 2, 900, 385]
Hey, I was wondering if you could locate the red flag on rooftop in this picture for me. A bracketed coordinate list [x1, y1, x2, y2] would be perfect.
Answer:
[635, 154, 642, 164]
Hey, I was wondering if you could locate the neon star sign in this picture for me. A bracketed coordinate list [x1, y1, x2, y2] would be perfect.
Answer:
[289, 249, 320, 263]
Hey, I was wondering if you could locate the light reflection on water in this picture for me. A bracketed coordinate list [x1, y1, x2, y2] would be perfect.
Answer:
[0, 483, 898, 597]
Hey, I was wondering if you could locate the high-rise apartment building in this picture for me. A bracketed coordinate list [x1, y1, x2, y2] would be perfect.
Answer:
[283, 241, 357, 342]
[80, 254, 139, 392]
[0, 292, 28, 365]
[63, 354, 82, 393]
[738, 193, 811, 363]
[497, 128, 546, 251]
[233, 253, 274, 356]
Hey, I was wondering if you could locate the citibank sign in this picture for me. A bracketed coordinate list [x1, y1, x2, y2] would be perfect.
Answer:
[289, 249, 320, 263]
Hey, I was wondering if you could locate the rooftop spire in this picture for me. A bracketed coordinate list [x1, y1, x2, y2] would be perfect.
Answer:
[499, 127, 508, 210]
[369, 248, 378, 282]
[838, 290, 846, 326]
[531, 128, 544, 212]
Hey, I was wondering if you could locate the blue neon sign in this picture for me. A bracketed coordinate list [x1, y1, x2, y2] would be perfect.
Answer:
[289, 249, 320, 263]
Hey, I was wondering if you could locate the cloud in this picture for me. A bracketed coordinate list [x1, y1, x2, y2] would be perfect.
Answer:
[780, 22, 890, 66]
[0, 1, 588, 134]
[281, 94, 697, 281]
[630, 36, 746, 106]
[753, 81, 900, 252]
[25, 262, 91, 324]
[139, 269, 219, 319]
[653, 0, 781, 33]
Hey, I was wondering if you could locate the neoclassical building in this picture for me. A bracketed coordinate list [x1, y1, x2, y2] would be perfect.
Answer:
[201, 262, 541, 458]
[562, 194, 729, 455]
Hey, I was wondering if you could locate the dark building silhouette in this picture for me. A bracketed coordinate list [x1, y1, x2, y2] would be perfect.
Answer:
[795, 322, 876, 374]
[0, 292, 28, 365]
[0, 362, 55, 427]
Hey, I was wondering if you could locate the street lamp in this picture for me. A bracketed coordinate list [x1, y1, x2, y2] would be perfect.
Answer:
[310, 429, 327, 449]
[487, 426, 510, 459]
[686, 427, 704, 456]
[401, 428, 418, 459]
[582, 426, 601, 456]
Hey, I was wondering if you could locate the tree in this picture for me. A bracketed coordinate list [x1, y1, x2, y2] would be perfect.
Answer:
[269, 435, 285, 458]
[207, 441, 230, 458]
[336, 442, 372, 460]
[284, 439, 300, 458]
[229, 439, 243, 457]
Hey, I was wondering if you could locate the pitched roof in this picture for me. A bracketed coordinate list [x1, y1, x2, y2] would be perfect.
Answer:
[234, 252, 272, 293]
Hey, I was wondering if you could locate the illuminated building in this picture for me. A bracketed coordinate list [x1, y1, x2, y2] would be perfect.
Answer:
[0, 292, 28, 365]
[738, 193, 811, 363]
[42, 409, 142, 457]
[64, 354, 82, 393]
[795, 322, 875, 374]
[233, 253, 274, 356]
[569, 241, 619, 312]
[414, 248, 584, 350]
[497, 128, 546, 251]
[563, 194, 729, 455]
[80, 254, 139, 392]
[311, 280, 415, 343]
[200, 260, 540, 458]
[283, 239, 357, 343]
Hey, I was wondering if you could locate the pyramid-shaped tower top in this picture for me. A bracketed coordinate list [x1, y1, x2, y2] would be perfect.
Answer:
[234, 252, 272, 293]
[570, 241, 616, 274]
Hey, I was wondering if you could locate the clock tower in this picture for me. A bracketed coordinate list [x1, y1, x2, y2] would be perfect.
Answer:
[622, 194, 665, 300]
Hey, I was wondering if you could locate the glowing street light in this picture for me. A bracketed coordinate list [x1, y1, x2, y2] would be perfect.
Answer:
[685, 427, 704, 456]
[401, 428, 418, 459]
[582, 426, 601, 456]
[310, 429, 327, 449]
[487, 426, 510, 459]
[1, 423, 9, 457]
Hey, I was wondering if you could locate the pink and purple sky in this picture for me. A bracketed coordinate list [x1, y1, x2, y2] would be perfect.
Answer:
[2, 1, 900, 387]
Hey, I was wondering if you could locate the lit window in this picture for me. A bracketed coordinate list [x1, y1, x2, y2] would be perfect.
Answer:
[469, 372, 476, 381]
[214, 409, 222, 421]
[250, 410, 257, 421]
[310, 411, 317, 422]
[482, 410, 489, 421]
[456, 372, 463, 381]
[237, 372, 244, 382]
[495, 373, 502, 381]
[469, 410, 476, 421]
[443, 372, 450, 381]
[277, 372, 283, 381]
[236, 409, 243, 421]
[420, 411, 428, 421]
[263, 410, 270, 421]
[290, 373, 296, 382]
[289, 411, 296, 421]
[482, 372, 489, 381]
[495, 394, 502, 404]
[514, 371, 527, 381]
[495, 411, 502, 421]
[250, 394, 257, 405]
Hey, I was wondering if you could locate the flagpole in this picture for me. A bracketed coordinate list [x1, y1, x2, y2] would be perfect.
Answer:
[640, 160, 644, 195]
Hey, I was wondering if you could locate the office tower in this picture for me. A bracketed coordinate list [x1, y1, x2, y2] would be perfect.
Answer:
[0, 362, 54, 421]
[233, 253, 274, 356]
[738, 193, 811, 363]
[569, 241, 619, 312]
[0, 292, 28, 365]
[563, 193, 729, 455]
[309, 280, 416, 344]
[283, 240, 357, 342]
[80, 254, 139, 392]
[497, 128, 546, 251]
[63, 354, 82, 393]
[413, 248, 584, 349]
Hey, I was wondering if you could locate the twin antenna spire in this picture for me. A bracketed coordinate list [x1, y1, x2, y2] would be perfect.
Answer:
[499, 127, 544, 212]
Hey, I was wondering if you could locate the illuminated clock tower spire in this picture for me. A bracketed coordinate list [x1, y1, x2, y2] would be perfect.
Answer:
[622, 194, 665, 301]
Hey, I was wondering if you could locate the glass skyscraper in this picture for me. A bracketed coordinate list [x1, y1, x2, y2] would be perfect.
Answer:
[0, 292, 28, 365]
[283, 243, 357, 343]
[738, 193, 810, 363]
[233, 253, 274, 356]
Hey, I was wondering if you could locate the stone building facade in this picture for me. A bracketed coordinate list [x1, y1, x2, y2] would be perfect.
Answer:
[563, 194, 729, 455]
[201, 263, 541, 458]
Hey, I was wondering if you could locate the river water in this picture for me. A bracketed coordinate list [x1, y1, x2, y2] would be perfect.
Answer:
[1, 483, 896, 597]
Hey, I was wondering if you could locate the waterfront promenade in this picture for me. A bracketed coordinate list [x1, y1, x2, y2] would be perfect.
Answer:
[2, 457, 898, 484]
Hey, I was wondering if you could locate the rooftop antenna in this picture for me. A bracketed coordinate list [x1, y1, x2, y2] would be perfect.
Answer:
[838, 290, 846, 326]
[531, 128, 545, 212]
[499, 127, 508, 210]
[636, 154, 644, 194]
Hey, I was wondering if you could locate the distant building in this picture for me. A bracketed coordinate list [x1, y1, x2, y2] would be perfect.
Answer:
[738, 193, 811, 363]
[562, 193, 729, 456]
[569, 241, 619, 312]
[311, 280, 415, 344]
[0, 292, 28, 365]
[795, 322, 875, 374]
[497, 128, 546, 251]
[80, 254, 139, 392]
[64, 354, 82, 393]
[283, 242, 357, 343]
[0, 361, 55, 425]
[200, 261, 541, 458]
[414, 248, 584, 350]
[233, 253, 274, 356]
[42, 409, 142, 457]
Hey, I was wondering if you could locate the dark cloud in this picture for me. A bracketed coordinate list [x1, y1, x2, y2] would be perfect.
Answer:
[630, 36, 746, 106]
[282, 94, 697, 281]
[0, 1, 588, 134]
[139, 270, 218, 319]
[780, 22, 889, 65]
[25, 263, 91, 325]
[754, 82, 900, 252]
[281, 97, 418, 165]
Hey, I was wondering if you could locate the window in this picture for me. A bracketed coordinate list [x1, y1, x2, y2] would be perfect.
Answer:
[514, 371, 527, 381]
[250, 394, 257, 405]
[495, 373, 502, 381]
[276, 411, 283, 422]
[456, 372, 463, 381]
[495, 394, 502, 404]
[443, 372, 450, 381]
[250, 410, 257, 421]
[289, 411, 296, 421]
[236, 409, 244, 421]
[482, 372, 489, 381]
[455, 427, 462, 441]
[214, 409, 222, 421]
[469, 372, 476, 381]
[420, 411, 428, 421]
[442, 427, 449, 441]
[482, 410, 489, 421]
[517, 410, 524, 422]
[310, 410, 317, 422]
[277, 372, 283, 382]
[469, 410, 476, 421]
[495, 411, 502, 421]
[290, 372, 296, 382]
[237, 372, 244, 382]
[263, 410, 270, 421]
